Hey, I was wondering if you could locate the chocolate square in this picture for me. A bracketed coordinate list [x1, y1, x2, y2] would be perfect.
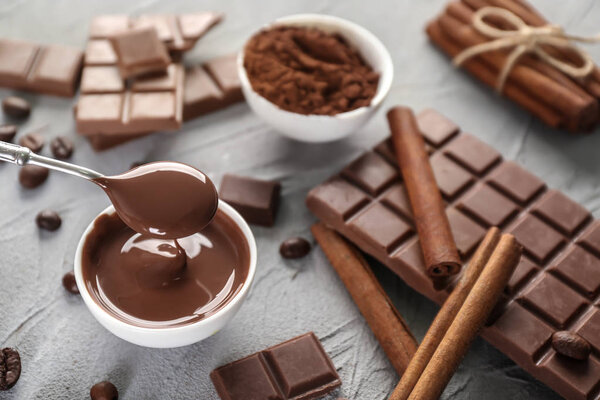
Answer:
[305, 177, 369, 222]
[211, 354, 283, 400]
[80, 66, 124, 93]
[532, 190, 591, 236]
[220, 174, 281, 227]
[510, 214, 565, 263]
[520, 273, 587, 328]
[541, 353, 600, 400]
[183, 65, 225, 120]
[457, 183, 519, 227]
[443, 133, 501, 175]
[380, 183, 413, 221]
[430, 153, 474, 199]
[578, 221, 600, 257]
[0, 39, 38, 82]
[110, 28, 170, 79]
[204, 54, 244, 104]
[487, 161, 545, 205]
[550, 246, 600, 298]
[416, 108, 459, 147]
[576, 308, 600, 353]
[341, 152, 399, 196]
[505, 257, 539, 294]
[446, 208, 485, 256]
[349, 203, 412, 253]
[85, 40, 117, 65]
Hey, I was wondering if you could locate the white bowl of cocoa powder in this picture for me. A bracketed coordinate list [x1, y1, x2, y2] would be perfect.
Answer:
[238, 14, 393, 142]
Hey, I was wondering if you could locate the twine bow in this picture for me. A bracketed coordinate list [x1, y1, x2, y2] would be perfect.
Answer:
[453, 6, 600, 92]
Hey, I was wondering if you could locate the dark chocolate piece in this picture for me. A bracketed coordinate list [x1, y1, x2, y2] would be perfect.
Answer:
[0, 125, 17, 142]
[109, 28, 170, 79]
[2, 96, 30, 118]
[0, 39, 83, 97]
[280, 237, 311, 259]
[211, 332, 341, 400]
[90, 381, 118, 400]
[36, 210, 61, 231]
[220, 174, 280, 227]
[0, 348, 21, 391]
[50, 136, 74, 159]
[18, 132, 44, 153]
[306, 109, 600, 400]
[19, 165, 49, 188]
[62, 271, 79, 295]
[183, 54, 244, 121]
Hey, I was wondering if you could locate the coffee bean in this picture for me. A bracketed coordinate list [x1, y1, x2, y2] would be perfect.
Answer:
[2, 96, 31, 119]
[50, 136, 74, 159]
[18, 132, 44, 153]
[62, 271, 79, 294]
[0, 125, 17, 142]
[0, 348, 21, 391]
[551, 331, 591, 360]
[36, 210, 61, 231]
[280, 237, 311, 259]
[90, 381, 118, 400]
[18, 165, 49, 188]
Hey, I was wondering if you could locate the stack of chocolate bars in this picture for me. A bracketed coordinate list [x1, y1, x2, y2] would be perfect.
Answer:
[74, 13, 244, 150]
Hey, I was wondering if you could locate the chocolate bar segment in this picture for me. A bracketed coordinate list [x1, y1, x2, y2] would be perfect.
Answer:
[0, 39, 82, 97]
[210, 332, 341, 400]
[109, 28, 171, 79]
[89, 12, 222, 53]
[219, 174, 280, 227]
[306, 109, 600, 400]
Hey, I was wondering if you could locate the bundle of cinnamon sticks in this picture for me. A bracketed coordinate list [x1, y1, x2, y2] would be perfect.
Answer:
[427, 0, 600, 133]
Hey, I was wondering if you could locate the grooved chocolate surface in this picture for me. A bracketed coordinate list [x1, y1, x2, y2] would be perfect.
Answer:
[210, 332, 341, 400]
[0, 38, 83, 97]
[306, 109, 600, 400]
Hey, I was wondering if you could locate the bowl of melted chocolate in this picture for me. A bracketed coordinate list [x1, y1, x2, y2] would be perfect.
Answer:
[74, 200, 256, 348]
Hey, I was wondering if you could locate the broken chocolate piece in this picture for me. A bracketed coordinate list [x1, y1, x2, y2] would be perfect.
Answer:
[211, 332, 341, 400]
[219, 174, 280, 227]
[109, 28, 170, 79]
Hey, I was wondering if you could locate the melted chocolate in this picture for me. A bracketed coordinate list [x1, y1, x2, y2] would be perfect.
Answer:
[81, 210, 250, 327]
[94, 162, 218, 239]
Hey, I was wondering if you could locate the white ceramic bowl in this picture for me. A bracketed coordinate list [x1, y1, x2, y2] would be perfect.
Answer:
[74, 201, 257, 348]
[238, 14, 394, 143]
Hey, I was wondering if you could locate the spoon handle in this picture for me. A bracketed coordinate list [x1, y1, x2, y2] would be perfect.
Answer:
[0, 140, 103, 180]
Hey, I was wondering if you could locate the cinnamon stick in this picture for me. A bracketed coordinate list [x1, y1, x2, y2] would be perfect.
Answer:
[437, 12, 599, 131]
[389, 227, 501, 400]
[387, 107, 461, 278]
[425, 20, 563, 128]
[406, 234, 521, 400]
[311, 222, 418, 375]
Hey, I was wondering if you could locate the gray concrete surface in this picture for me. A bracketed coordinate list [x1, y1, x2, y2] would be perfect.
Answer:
[1, 0, 600, 398]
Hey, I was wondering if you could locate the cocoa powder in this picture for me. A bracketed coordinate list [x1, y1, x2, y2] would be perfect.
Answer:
[243, 26, 379, 115]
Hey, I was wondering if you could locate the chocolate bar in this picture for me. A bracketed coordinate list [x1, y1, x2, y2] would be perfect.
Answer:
[183, 54, 244, 121]
[219, 174, 280, 227]
[0, 38, 83, 97]
[89, 13, 222, 53]
[210, 332, 341, 400]
[307, 109, 600, 400]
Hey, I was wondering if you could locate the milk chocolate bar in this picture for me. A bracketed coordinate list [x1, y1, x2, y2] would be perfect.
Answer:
[184, 54, 244, 121]
[89, 12, 222, 53]
[0, 38, 83, 97]
[210, 332, 341, 400]
[307, 109, 600, 400]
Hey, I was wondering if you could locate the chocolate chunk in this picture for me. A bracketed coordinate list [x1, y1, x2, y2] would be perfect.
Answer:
[0, 125, 17, 142]
[0, 348, 21, 391]
[62, 271, 79, 295]
[280, 237, 311, 259]
[0, 40, 83, 97]
[2, 96, 30, 118]
[18, 132, 44, 153]
[219, 174, 281, 227]
[109, 27, 170, 79]
[50, 136, 74, 159]
[552, 331, 591, 360]
[19, 165, 49, 188]
[211, 332, 340, 400]
[306, 109, 600, 400]
[90, 381, 118, 400]
[36, 210, 61, 231]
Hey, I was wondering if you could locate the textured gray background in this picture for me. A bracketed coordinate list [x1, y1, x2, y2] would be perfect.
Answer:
[1, 0, 600, 399]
